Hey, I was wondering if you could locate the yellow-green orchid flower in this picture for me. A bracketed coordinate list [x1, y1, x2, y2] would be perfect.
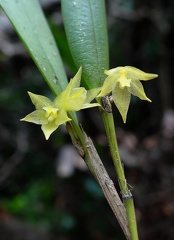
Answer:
[98, 66, 158, 123]
[21, 67, 100, 140]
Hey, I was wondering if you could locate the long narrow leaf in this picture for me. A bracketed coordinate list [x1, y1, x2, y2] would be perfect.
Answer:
[61, 0, 109, 89]
[0, 0, 68, 95]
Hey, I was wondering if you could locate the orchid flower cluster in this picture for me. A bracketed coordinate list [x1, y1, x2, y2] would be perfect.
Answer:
[21, 66, 158, 139]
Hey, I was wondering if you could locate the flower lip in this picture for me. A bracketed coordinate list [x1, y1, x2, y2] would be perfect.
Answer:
[43, 106, 59, 122]
[117, 72, 131, 89]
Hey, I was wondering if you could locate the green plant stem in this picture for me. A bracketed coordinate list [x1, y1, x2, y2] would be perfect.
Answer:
[124, 198, 139, 240]
[67, 114, 131, 239]
[100, 108, 139, 240]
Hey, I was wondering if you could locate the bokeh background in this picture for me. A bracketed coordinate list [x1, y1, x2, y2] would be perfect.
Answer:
[0, 0, 174, 239]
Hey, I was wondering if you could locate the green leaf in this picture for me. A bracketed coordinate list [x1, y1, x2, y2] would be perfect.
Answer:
[0, 0, 68, 95]
[61, 0, 109, 89]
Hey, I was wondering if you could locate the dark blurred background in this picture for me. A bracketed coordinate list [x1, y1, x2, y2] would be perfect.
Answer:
[0, 0, 174, 239]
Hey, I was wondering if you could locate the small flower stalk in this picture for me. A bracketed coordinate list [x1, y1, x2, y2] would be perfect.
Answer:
[98, 66, 158, 122]
[21, 67, 100, 139]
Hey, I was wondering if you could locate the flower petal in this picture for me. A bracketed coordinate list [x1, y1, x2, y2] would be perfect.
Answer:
[20, 110, 48, 124]
[98, 75, 117, 97]
[55, 88, 86, 111]
[28, 92, 53, 110]
[129, 80, 151, 102]
[41, 110, 71, 140]
[82, 103, 100, 109]
[104, 67, 123, 76]
[70, 87, 86, 98]
[41, 122, 59, 140]
[112, 84, 131, 123]
[71, 67, 82, 88]
[54, 68, 83, 109]
[58, 67, 82, 102]
[53, 92, 64, 109]
[84, 87, 101, 104]
[55, 109, 71, 125]
[124, 66, 158, 81]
